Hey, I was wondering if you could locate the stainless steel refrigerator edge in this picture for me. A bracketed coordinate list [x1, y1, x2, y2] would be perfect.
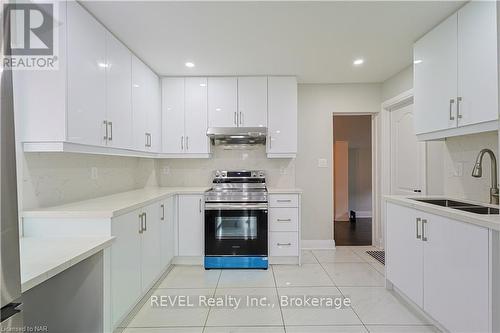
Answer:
[0, 0, 23, 327]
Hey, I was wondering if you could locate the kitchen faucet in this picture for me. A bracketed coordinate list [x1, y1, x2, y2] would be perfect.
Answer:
[472, 148, 499, 204]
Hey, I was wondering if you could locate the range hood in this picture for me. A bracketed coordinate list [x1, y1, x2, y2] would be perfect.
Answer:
[206, 127, 267, 146]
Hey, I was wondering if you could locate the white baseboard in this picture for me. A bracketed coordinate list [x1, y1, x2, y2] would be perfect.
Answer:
[301, 239, 336, 250]
[355, 211, 372, 218]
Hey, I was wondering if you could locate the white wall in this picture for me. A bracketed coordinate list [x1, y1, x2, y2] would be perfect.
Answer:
[22, 153, 159, 209]
[158, 145, 295, 188]
[381, 66, 413, 101]
[297, 84, 382, 242]
[333, 115, 372, 216]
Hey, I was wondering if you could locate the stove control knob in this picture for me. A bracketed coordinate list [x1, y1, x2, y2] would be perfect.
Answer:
[215, 171, 221, 178]
[221, 171, 227, 177]
[251, 171, 257, 177]
[258, 171, 264, 177]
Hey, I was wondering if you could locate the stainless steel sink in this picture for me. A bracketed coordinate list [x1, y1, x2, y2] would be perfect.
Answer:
[413, 198, 499, 215]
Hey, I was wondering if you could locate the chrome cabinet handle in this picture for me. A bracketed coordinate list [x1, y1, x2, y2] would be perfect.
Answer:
[145, 133, 148, 147]
[422, 219, 428, 241]
[108, 121, 113, 141]
[234, 111, 237, 125]
[277, 218, 292, 222]
[103, 120, 108, 140]
[148, 133, 152, 147]
[139, 214, 143, 233]
[457, 97, 463, 119]
[416, 218, 421, 239]
[239, 111, 243, 125]
[161, 204, 165, 221]
[181, 136, 184, 150]
[199, 199, 202, 213]
[143, 212, 147, 231]
[449, 99, 455, 121]
[277, 242, 292, 246]
[277, 199, 291, 203]
[269, 135, 272, 149]
[186, 136, 189, 150]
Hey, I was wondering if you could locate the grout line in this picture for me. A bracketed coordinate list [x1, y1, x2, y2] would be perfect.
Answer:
[202, 269, 223, 331]
[271, 264, 287, 331]
[336, 284, 369, 332]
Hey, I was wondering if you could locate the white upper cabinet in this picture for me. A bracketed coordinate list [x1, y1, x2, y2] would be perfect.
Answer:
[66, 1, 106, 146]
[457, 1, 498, 127]
[414, 13, 458, 135]
[185, 77, 210, 154]
[267, 76, 298, 157]
[162, 78, 185, 154]
[414, 2, 498, 140]
[147, 71, 162, 153]
[208, 77, 238, 127]
[237, 77, 268, 127]
[162, 77, 210, 156]
[105, 32, 132, 150]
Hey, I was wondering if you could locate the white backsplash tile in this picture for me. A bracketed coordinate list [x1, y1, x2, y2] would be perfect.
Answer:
[158, 145, 296, 188]
[443, 131, 498, 203]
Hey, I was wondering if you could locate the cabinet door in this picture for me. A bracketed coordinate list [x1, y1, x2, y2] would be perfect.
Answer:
[141, 203, 162, 291]
[413, 13, 458, 135]
[385, 203, 423, 307]
[147, 71, 162, 152]
[166, 196, 176, 265]
[457, 1, 498, 127]
[238, 77, 268, 127]
[131, 56, 149, 151]
[105, 32, 132, 150]
[66, 1, 106, 146]
[423, 214, 489, 333]
[185, 77, 209, 154]
[267, 77, 297, 155]
[162, 78, 185, 154]
[110, 210, 142, 327]
[178, 195, 204, 256]
[208, 77, 238, 128]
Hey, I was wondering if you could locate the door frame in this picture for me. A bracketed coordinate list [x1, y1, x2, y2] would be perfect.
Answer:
[378, 89, 427, 249]
[332, 113, 378, 246]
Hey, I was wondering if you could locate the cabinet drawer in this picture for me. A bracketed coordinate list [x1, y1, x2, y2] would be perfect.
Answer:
[269, 232, 299, 256]
[269, 194, 299, 208]
[270, 208, 298, 232]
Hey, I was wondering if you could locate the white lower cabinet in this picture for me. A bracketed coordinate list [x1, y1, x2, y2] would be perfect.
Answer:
[386, 202, 490, 333]
[139, 203, 162, 291]
[160, 196, 176, 268]
[268, 194, 300, 260]
[110, 210, 142, 327]
[177, 195, 204, 256]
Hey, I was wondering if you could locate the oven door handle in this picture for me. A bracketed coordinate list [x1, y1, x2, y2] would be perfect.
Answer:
[205, 203, 268, 210]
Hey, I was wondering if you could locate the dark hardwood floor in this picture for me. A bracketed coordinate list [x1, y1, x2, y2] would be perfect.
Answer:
[334, 218, 372, 246]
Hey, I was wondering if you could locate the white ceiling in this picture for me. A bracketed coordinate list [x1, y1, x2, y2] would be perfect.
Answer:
[83, 1, 465, 84]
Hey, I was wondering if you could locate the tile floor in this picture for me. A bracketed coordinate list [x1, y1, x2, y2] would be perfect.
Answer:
[121, 246, 440, 333]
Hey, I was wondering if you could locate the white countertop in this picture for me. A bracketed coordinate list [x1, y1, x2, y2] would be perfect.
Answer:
[385, 195, 500, 231]
[23, 187, 209, 219]
[20, 236, 114, 292]
[267, 188, 302, 194]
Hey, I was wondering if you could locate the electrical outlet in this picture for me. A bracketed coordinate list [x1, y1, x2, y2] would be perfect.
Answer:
[452, 162, 464, 177]
[91, 167, 98, 180]
[162, 166, 170, 175]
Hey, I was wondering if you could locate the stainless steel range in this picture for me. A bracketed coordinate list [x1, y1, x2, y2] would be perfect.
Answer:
[204, 170, 268, 269]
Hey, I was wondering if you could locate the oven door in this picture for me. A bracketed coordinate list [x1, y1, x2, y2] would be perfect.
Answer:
[205, 203, 268, 256]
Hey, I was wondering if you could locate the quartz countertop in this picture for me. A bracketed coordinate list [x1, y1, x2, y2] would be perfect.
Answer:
[23, 187, 209, 219]
[267, 188, 303, 194]
[20, 236, 114, 292]
[385, 195, 500, 231]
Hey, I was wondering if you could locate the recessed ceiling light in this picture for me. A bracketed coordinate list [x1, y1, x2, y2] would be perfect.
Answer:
[185, 62, 195, 68]
[98, 62, 109, 68]
[414, 59, 423, 64]
[199, 83, 207, 87]
[353, 58, 364, 66]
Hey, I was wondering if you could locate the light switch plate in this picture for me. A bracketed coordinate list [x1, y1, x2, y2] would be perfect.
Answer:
[318, 158, 328, 168]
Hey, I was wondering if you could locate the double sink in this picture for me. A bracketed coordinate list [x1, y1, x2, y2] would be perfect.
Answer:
[413, 199, 499, 215]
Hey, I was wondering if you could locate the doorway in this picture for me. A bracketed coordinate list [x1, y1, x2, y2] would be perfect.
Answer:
[333, 115, 372, 246]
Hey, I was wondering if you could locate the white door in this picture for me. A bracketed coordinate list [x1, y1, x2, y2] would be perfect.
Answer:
[110, 210, 142, 327]
[66, 1, 106, 146]
[162, 78, 185, 154]
[140, 203, 162, 291]
[208, 77, 238, 127]
[457, 1, 498, 127]
[413, 13, 458, 135]
[185, 77, 209, 154]
[105, 32, 132, 149]
[390, 104, 426, 195]
[147, 71, 162, 152]
[178, 195, 204, 256]
[131, 56, 149, 151]
[423, 213, 489, 333]
[385, 203, 423, 307]
[237, 77, 268, 127]
[267, 77, 297, 155]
